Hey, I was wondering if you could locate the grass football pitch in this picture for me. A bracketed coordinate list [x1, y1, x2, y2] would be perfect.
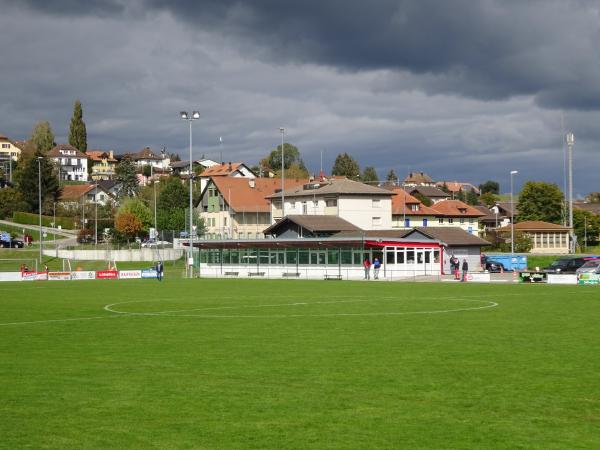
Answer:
[1, 279, 598, 449]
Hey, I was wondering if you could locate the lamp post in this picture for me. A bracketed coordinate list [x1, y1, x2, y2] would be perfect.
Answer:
[94, 183, 98, 247]
[510, 170, 518, 256]
[37, 157, 43, 267]
[181, 110, 200, 278]
[566, 131, 575, 253]
[279, 127, 285, 219]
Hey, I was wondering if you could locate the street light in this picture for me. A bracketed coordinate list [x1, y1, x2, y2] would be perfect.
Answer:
[510, 170, 518, 256]
[279, 127, 285, 219]
[181, 110, 200, 278]
[37, 156, 43, 267]
[566, 131, 575, 253]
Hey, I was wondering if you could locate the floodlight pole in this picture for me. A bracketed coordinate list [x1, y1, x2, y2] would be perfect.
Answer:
[181, 111, 200, 278]
[37, 157, 43, 267]
[280, 127, 285, 219]
[566, 132, 575, 253]
[510, 170, 518, 256]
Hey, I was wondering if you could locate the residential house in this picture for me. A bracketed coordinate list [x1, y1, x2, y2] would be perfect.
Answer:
[267, 178, 394, 230]
[436, 181, 480, 196]
[496, 221, 571, 254]
[405, 185, 450, 204]
[0, 134, 22, 162]
[490, 201, 517, 227]
[87, 150, 118, 180]
[197, 177, 306, 240]
[48, 144, 89, 182]
[403, 171, 436, 187]
[391, 189, 485, 235]
[125, 147, 170, 172]
[474, 205, 501, 231]
[171, 158, 219, 177]
[59, 183, 115, 207]
[198, 162, 256, 193]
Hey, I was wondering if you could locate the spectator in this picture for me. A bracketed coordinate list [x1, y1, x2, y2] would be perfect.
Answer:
[373, 258, 381, 280]
[363, 258, 371, 280]
[461, 259, 469, 282]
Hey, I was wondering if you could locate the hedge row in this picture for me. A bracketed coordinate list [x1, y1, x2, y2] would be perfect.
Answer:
[12, 211, 76, 230]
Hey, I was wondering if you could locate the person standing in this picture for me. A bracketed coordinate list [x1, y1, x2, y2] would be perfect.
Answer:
[363, 257, 371, 280]
[156, 261, 164, 281]
[461, 258, 469, 282]
[373, 258, 381, 280]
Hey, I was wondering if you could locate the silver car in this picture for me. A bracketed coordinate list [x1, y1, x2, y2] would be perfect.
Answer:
[575, 260, 600, 275]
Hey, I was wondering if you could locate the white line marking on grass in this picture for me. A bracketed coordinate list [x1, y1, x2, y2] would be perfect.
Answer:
[104, 297, 498, 319]
[0, 315, 128, 327]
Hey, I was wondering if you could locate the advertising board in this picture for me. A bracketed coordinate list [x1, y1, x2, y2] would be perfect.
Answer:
[547, 274, 578, 285]
[96, 270, 118, 280]
[22, 272, 48, 281]
[70, 271, 96, 280]
[48, 272, 71, 281]
[141, 269, 158, 279]
[518, 271, 547, 283]
[578, 273, 599, 285]
[119, 270, 142, 279]
[467, 273, 491, 283]
[0, 272, 24, 282]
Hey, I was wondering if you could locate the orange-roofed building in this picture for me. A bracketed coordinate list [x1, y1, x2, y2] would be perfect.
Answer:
[198, 177, 306, 239]
[496, 221, 571, 254]
[390, 188, 440, 228]
[198, 162, 256, 193]
[429, 200, 485, 235]
[87, 150, 118, 180]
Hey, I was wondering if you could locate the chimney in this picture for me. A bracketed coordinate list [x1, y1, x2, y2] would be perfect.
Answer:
[228, 161, 232, 172]
[249, 179, 255, 188]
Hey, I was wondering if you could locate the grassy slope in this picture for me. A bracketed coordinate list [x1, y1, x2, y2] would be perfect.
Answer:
[1, 279, 599, 449]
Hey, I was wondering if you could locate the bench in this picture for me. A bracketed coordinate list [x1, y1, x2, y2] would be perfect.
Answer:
[324, 274, 343, 280]
[282, 272, 301, 278]
[224, 271, 239, 277]
[248, 272, 266, 277]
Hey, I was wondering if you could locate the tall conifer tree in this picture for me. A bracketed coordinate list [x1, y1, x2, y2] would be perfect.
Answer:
[69, 99, 87, 153]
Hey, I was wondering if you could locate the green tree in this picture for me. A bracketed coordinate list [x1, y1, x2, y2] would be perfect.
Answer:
[27, 121, 55, 156]
[362, 166, 379, 184]
[465, 190, 479, 206]
[118, 197, 152, 233]
[15, 152, 61, 214]
[386, 169, 398, 183]
[517, 181, 564, 224]
[156, 177, 188, 231]
[261, 143, 309, 178]
[439, 182, 451, 194]
[114, 156, 139, 198]
[480, 192, 499, 208]
[574, 209, 600, 248]
[0, 188, 26, 219]
[585, 192, 600, 203]
[413, 192, 433, 207]
[479, 180, 500, 195]
[331, 153, 360, 180]
[68, 99, 87, 153]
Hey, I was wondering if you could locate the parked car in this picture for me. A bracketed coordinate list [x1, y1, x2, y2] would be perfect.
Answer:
[484, 257, 506, 273]
[0, 239, 25, 248]
[543, 257, 588, 274]
[141, 240, 171, 248]
[575, 259, 600, 275]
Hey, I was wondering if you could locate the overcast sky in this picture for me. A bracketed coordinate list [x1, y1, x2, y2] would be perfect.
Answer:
[1, 0, 599, 196]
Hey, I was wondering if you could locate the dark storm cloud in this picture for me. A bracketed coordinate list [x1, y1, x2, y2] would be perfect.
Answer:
[18, 0, 599, 110]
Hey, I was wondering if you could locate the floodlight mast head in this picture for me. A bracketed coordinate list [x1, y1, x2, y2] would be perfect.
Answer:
[192, 111, 200, 120]
[510, 170, 518, 175]
[566, 131, 575, 146]
[180, 111, 188, 120]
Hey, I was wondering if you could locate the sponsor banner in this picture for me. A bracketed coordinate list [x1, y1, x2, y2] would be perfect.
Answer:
[518, 271, 547, 283]
[578, 273, 599, 285]
[547, 274, 578, 285]
[48, 271, 71, 281]
[70, 271, 96, 280]
[22, 272, 48, 281]
[0, 272, 24, 282]
[96, 270, 118, 280]
[467, 273, 491, 283]
[119, 270, 142, 280]
[141, 269, 158, 279]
